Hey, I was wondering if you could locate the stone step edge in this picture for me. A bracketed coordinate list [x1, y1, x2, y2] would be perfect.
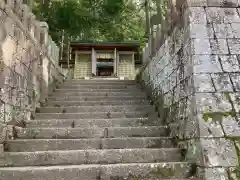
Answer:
[16, 126, 168, 130]
[54, 88, 142, 91]
[35, 112, 154, 115]
[6, 136, 173, 142]
[60, 84, 139, 86]
[64, 82, 137, 84]
[25, 119, 166, 128]
[3, 148, 180, 155]
[0, 149, 183, 167]
[48, 96, 147, 98]
[15, 126, 168, 138]
[52, 92, 145, 94]
[0, 163, 192, 180]
[0, 162, 190, 170]
[4, 137, 175, 152]
[28, 117, 149, 121]
[28, 117, 150, 121]
[58, 86, 140, 89]
[65, 80, 136, 82]
[47, 100, 149, 103]
[39, 105, 151, 108]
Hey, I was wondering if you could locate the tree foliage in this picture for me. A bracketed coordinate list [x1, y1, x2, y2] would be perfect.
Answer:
[32, 0, 146, 44]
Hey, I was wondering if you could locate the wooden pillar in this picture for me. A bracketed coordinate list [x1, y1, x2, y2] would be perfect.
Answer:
[92, 48, 96, 76]
[132, 52, 135, 80]
[114, 48, 117, 75]
[116, 51, 119, 77]
[74, 51, 78, 79]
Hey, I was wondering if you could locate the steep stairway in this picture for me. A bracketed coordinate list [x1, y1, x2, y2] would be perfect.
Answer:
[0, 80, 194, 180]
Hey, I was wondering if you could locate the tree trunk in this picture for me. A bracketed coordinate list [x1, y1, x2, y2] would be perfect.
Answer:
[156, 0, 162, 25]
[144, 0, 150, 38]
[60, 30, 65, 62]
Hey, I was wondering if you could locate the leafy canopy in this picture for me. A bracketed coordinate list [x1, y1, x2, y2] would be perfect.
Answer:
[33, 0, 146, 43]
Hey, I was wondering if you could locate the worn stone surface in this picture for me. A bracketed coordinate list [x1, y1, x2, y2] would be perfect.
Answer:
[140, 0, 240, 179]
[15, 126, 167, 139]
[36, 105, 153, 113]
[26, 118, 159, 128]
[34, 111, 158, 119]
[0, 148, 182, 167]
[47, 99, 150, 106]
[0, 1, 195, 180]
[0, 0, 64, 150]
[4, 137, 174, 152]
[0, 78, 190, 179]
[0, 163, 192, 180]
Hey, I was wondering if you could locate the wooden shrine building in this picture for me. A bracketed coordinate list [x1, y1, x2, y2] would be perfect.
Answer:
[67, 41, 141, 80]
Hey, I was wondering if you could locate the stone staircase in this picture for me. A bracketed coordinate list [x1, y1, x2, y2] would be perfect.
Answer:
[0, 80, 195, 180]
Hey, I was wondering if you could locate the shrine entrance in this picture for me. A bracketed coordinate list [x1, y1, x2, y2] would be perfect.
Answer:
[96, 53, 114, 76]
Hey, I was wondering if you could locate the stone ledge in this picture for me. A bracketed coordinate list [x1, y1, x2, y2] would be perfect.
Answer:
[187, 0, 240, 7]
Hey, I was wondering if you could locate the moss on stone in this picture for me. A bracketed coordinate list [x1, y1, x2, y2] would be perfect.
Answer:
[109, 176, 139, 180]
[232, 140, 240, 179]
[231, 166, 240, 180]
[223, 92, 231, 101]
[150, 166, 175, 177]
[202, 111, 236, 122]
[128, 178, 137, 180]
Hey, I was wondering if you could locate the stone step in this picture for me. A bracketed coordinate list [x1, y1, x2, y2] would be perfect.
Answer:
[37, 105, 153, 113]
[0, 162, 191, 180]
[0, 148, 183, 167]
[88, 77, 121, 80]
[65, 80, 137, 84]
[55, 88, 142, 92]
[48, 95, 147, 101]
[59, 84, 140, 89]
[51, 91, 146, 97]
[4, 137, 173, 152]
[35, 111, 158, 119]
[15, 126, 167, 139]
[47, 100, 150, 106]
[26, 118, 161, 128]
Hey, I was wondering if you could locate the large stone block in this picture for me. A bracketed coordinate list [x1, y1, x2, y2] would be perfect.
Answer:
[198, 114, 225, 138]
[213, 23, 234, 38]
[209, 39, 229, 55]
[201, 138, 238, 167]
[211, 73, 233, 92]
[191, 38, 211, 55]
[195, 93, 232, 113]
[141, 2, 240, 179]
[200, 167, 230, 180]
[227, 39, 240, 54]
[189, 7, 207, 24]
[221, 116, 240, 137]
[194, 74, 215, 92]
[193, 55, 222, 73]
[0, 0, 63, 150]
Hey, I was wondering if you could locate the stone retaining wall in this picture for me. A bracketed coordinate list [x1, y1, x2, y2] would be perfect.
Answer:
[139, 0, 240, 179]
[0, 0, 64, 151]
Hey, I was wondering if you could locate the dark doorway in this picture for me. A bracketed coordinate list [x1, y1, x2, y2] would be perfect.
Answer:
[97, 66, 114, 76]
[96, 58, 114, 76]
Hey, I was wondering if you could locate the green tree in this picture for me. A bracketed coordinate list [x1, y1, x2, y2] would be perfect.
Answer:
[33, 0, 146, 43]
